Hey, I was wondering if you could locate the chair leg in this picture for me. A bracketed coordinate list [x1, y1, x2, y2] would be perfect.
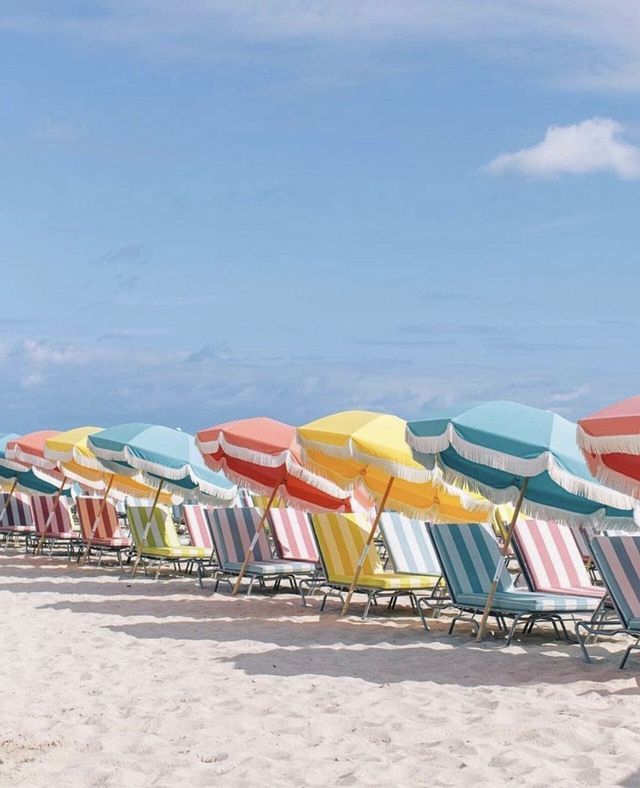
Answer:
[619, 637, 640, 669]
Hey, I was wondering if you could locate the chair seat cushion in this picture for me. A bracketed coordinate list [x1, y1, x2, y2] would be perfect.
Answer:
[628, 617, 640, 631]
[330, 572, 440, 590]
[535, 584, 605, 599]
[221, 559, 316, 576]
[139, 545, 210, 559]
[455, 589, 602, 613]
[90, 537, 131, 548]
[0, 525, 34, 533]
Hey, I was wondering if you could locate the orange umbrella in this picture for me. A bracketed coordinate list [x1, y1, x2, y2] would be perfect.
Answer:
[196, 417, 352, 593]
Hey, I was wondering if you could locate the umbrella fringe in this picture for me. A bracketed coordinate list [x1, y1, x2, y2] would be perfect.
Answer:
[577, 425, 640, 456]
[581, 459, 640, 501]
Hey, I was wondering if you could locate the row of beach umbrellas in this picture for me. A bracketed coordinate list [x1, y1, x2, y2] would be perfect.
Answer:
[1, 397, 640, 637]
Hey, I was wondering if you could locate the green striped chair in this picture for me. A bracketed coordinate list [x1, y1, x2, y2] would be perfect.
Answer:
[577, 535, 640, 669]
[429, 523, 601, 645]
[127, 505, 210, 579]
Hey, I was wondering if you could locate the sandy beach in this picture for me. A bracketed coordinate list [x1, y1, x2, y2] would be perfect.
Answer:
[0, 552, 638, 787]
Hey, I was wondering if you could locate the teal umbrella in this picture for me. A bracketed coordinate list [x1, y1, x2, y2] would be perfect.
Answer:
[88, 424, 236, 575]
[406, 401, 638, 640]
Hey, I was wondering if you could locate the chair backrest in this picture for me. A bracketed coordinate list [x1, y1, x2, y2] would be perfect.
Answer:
[207, 508, 273, 566]
[76, 496, 123, 541]
[126, 506, 181, 550]
[31, 495, 76, 537]
[572, 525, 593, 560]
[268, 509, 319, 562]
[378, 512, 441, 576]
[590, 535, 640, 627]
[513, 518, 594, 592]
[183, 504, 215, 550]
[310, 513, 383, 583]
[0, 492, 33, 529]
[429, 523, 513, 599]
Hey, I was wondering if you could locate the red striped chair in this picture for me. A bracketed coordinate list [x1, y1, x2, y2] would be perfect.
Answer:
[268, 509, 319, 563]
[76, 496, 132, 567]
[512, 518, 605, 600]
[183, 504, 217, 586]
[0, 492, 35, 547]
[32, 495, 80, 557]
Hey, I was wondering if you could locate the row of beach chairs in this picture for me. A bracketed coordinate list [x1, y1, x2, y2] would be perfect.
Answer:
[0, 491, 638, 668]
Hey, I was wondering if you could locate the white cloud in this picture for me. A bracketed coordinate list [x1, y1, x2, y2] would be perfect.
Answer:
[4, 2, 640, 89]
[485, 118, 640, 179]
[31, 118, 85, 144]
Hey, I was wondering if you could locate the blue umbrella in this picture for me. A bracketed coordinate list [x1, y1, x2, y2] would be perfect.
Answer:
[406, 401, 638, 639]
[88, 424, 237, 575]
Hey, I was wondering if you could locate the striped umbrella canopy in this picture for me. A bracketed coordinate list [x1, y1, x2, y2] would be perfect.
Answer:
[578, 395, 640, 498]
[87, 423, 237, 504]
[197, 417, 353, 595]
[406, 401, 639, 641]
[196, 417, 351, 511]
[44, 426, 173, 502]
[298, 410, 493, 615]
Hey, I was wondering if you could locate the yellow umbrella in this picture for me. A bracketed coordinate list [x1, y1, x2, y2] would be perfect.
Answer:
[298, 410, 493, 614]
[44, 427, 172, 562]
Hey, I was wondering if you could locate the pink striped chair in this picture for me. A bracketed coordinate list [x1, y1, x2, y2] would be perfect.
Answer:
[183, 504, 217, 586]
[268, 509, 319, 563]
[512, 518, 605, 600]
[0, 492, 35, 546]
[76, 496, 132, 567]
[32, 495, 80, 557]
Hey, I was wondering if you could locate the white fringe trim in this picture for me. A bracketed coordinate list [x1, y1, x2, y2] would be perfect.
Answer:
[407, 424, 636, 512]
[7, 445, 57, 471]
[45, 445, 105, 471]
[577, 424, 640, 456]
[0, 457, 30, 474]
[582, 457, 640, 500]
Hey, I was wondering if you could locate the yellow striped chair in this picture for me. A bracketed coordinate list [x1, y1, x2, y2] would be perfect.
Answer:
[310, 512, 440, 619]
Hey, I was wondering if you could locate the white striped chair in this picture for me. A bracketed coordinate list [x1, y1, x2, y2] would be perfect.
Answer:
[268, 509, 319, 563]
[0, 492, 35, 547]
[183, 504, 218, 586]
[31, 495, 80, 557]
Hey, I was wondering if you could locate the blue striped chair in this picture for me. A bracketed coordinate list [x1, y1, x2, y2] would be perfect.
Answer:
[577, 535, 640, 669]
[429, 523, 602, 645]
[207, 507, 317, 595]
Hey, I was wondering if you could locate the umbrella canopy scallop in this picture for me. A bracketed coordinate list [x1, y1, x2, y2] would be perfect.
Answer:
[0, 433, 70, 495]
[196, 417, 351, 511]
[87, 423, 236, 503]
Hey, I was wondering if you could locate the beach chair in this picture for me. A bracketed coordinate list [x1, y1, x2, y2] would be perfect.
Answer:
[512, 518, 605, 602]
[76, 496, 132, 568]
[428, 523, 602, 645]
[182, 504, 218, 587]
[126, 505, 210, 580]
[31, 495, 81, 557]
[268, 508, 319, 563]
[377, 512, 449, 623]
[0, 492, 35, 547]
[207, 507, 316, 595]
[577, 535, 640, 669]
[309, 513, 440, 620]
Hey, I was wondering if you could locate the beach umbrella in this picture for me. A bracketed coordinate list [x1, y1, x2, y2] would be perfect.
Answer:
[88, 423, 237, 574]
[44, 426, 173, 562]
[577, 396, 640, 497]
[298, 410, 493, 615]
[196, 417, 352, 594]
[406, 400, 638, 640]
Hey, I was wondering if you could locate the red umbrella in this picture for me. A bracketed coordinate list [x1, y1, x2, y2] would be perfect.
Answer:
[196, 417, 353, 593]
[578, 395, 640, 497]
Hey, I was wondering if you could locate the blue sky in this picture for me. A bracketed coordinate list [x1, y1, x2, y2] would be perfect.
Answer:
[1, 2, 640, 432]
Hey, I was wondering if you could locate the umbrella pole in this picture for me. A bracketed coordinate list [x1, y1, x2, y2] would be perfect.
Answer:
[0, 477, 19, 529]
[131, 480, 164, 576]
[36, 475, 68, 554]
[232, 484, 280, 595]
[475, 478, 529, 642]
[80, 474, 114, 566]
[341, 476, 394, 616]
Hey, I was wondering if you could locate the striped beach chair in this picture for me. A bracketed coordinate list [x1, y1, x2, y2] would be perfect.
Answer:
[182, 504, 218, 587]
[0, 492, 35, 546]
[268, 509, 319, 563]
[31, 495, 80, 557]
[429, 523, 602, 645]
[577, 535, 640, 669]
[512, 518, 605, 600]
[309, 513, 440, 619]
[207, 507, 316, 595]
[76, 496, 132, 567]
[127, 505, 210, 580]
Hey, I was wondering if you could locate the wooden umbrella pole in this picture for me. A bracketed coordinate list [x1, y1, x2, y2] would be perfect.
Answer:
[0, 477, 19, 528]
[232, 483, 280, 595]
[36, 475, 67, 554]
[80, 474, 115, 566]
[131, 480, 164, 576]
[475, 478, 529, 642]
[341, 476, 394, 616]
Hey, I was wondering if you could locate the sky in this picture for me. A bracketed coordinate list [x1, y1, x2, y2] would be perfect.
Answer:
[1, 1, 640, 433]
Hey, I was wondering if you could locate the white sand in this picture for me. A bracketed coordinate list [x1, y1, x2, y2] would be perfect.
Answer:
[1, 552, 639, 787]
